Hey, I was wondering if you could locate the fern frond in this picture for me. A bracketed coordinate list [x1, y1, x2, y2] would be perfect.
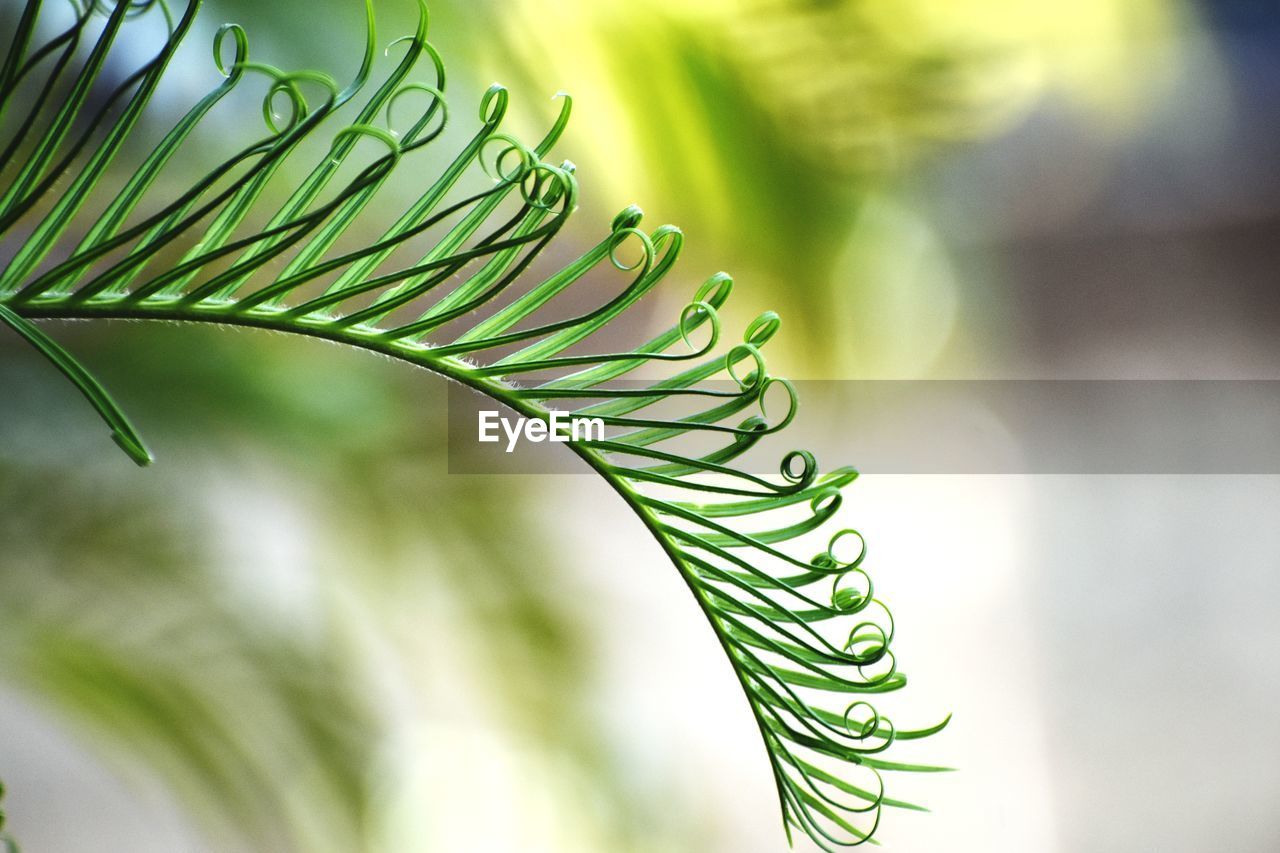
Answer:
[0, 1, 948, 848]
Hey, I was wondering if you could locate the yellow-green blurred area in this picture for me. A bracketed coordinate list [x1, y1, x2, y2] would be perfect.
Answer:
[3, 0, 1280, 851]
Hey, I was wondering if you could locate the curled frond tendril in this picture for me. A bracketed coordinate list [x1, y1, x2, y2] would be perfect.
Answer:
[385, 82, 447, 142]
[212, 24, 249, 79]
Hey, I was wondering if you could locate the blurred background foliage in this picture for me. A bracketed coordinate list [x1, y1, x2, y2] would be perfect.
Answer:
[443, 0, 1195, 376]
[6, 0, 1280, 851]
[196, 0, 1197, 377]
[1, 325, 674, 851]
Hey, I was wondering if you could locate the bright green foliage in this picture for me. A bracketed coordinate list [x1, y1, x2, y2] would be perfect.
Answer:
[0, 1, 948, 848]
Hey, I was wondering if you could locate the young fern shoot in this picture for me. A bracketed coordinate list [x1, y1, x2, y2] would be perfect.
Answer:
[0, 1, 950, 848]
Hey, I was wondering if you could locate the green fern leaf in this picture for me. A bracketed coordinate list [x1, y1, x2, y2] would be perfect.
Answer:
[0, 1, 948, 848]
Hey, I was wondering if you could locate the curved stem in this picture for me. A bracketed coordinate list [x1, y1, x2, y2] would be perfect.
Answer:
[5, 297, 786, 804]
